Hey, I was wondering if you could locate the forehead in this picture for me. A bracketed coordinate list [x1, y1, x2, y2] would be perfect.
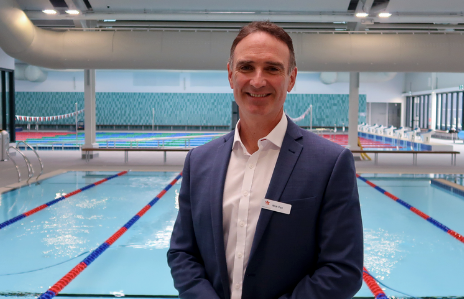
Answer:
[233, 32, 290, 66]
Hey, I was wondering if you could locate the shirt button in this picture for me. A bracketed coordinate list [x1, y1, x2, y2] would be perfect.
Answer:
[248, 164, 254, 169]
[243, 190, 249, 196]
[235, 283, 240, 290]
[238, 252, 243, 258]
[239, 221, 245, 227]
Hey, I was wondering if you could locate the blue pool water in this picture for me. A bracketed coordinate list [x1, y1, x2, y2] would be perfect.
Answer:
[1, 172, 464, 298]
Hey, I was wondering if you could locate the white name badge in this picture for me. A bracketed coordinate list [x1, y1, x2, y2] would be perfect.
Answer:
[261, 199, 292, 215]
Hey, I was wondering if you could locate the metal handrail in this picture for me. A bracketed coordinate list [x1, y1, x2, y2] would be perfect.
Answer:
[6, 146, 34, 183]
[16, 141, 82, 151]
[16, 141, 44, 183]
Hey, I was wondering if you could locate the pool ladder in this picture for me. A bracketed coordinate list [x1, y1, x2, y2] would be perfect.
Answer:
[5, 141, 44, 184]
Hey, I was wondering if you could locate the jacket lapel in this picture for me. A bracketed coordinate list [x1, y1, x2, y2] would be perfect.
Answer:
[248, 118, 303, 261]
[210, 132, 234, 299]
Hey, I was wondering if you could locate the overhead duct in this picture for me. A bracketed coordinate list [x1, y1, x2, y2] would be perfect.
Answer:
[320, 72, 397, 84]
[2, 0, 464, 72]
[15, 64, 48, 82]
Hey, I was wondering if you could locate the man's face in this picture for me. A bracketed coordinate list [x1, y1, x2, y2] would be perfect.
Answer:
[227, 31, 297, 121]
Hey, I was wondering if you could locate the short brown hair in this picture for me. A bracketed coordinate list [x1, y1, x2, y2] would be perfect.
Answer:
[228, 21, 296, 73]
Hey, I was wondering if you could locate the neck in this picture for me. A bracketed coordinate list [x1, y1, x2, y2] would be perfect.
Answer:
[238, 109, 283, 154]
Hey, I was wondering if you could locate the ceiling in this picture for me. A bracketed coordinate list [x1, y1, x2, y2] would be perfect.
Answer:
[14, 0, 464, 32]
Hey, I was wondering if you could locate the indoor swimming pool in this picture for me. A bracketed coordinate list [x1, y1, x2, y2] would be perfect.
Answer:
[1, 172, 464, 298]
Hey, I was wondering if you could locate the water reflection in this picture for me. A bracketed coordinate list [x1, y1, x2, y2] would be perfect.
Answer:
[364, 227, 406, 280]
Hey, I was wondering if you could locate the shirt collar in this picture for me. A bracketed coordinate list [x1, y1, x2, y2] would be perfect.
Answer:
[232, 112, 288, 152]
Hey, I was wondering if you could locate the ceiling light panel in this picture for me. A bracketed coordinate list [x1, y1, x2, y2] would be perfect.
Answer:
[42, 9, 57, 14]
[65, 10, 80, 15]
[356, 12, 369, 17]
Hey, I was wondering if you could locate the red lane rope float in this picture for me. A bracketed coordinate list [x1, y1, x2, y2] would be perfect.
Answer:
[357, 174, 464, 244]
[37, 172, 182, 299]
[363, 267, 388, 299]
[0, 171, 128, 230]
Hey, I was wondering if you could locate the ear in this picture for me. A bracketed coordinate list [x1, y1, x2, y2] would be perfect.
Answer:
[227, 62, 234, 89]
[287, 67, 298, 92]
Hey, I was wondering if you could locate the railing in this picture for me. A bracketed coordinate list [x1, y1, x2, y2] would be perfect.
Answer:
[5, 142, 45, 184]
[17, 134, 224, 151]
[6, 147, 34, 183]
[101, 134, 224, 149]
[16, 141, 44, 183]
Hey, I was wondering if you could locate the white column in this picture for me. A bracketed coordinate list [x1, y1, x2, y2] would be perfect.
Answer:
[385, 103, 389, 126]
[348, 72, 360, 150]
[83, 69, 98, 158]
[400, 97, 406, 127]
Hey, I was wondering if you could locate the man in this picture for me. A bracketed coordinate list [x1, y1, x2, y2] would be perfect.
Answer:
[168, 21, 363, 299]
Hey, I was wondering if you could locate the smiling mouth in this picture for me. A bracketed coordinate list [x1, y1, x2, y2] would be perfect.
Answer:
[247, 92, 271, 98]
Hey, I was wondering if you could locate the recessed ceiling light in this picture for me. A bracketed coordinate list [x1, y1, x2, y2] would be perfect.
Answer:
[356, 12, 369, 18]
[104, 20, 116, 22]
[42, 9, 57, 14]
[65, 10, 80, 15]
[379, 12, 392, 18]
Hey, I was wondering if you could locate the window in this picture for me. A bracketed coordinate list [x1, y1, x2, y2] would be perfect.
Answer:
[442, 94, 447, 130]
[421, 95, 425, 128]
[447, 93, 452, 130]
[458, 92, 463, 131]
[436, 94, 441, 130]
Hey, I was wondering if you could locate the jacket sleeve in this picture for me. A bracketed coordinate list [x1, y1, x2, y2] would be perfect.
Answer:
[167, 149, 221, 299]
[279, 148, 364, 299]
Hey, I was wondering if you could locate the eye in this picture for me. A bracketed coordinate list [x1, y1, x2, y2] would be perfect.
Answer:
[239, 65, 253, 71]
[267, 66, 281, 72]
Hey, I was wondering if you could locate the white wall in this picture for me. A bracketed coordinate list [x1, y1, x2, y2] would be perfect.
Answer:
[15, 70, 406, 104]
[405, 72, 464, 93]
[0, 48, 14, 70]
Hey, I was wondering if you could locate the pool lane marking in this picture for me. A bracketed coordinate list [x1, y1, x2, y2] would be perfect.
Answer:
[363, 267, 388, 299]
[356, 174, 464, 244]
[0, 171, 129, 230]
[37, 172, 182, 299]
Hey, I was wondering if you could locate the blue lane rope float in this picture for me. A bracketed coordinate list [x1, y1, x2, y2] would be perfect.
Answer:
[37, 172, 182, 299]
[0, 171, 129, 230]
[356, 174, 464, 244]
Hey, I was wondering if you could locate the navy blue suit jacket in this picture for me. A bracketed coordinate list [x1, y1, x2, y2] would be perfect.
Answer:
[167, 117, 363, 299]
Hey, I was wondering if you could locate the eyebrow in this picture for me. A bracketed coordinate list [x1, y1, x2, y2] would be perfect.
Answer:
[235, 60, 286, 71]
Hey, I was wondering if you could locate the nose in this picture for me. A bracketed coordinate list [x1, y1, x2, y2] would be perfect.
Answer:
[250, 69, 266, 89]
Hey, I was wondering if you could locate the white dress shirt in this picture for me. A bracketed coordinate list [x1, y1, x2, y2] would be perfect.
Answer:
[222, 113, 288, 299]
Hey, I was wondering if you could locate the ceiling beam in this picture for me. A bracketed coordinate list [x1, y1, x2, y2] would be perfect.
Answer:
[23, 10, 464, 24]
[95, 21, 347, 30]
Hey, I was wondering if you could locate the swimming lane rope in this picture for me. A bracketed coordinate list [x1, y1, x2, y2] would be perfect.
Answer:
[37, 172, 182, 299]
[362, 267, 388, 299]
[356, 174, 464, 244]
[363, 269, 420, 299]
[0, 171, 128, 230]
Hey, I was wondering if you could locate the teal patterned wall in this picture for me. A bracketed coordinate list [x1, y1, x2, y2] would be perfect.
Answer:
[15, 92, 366, 127]
[284, 94, 366, 126]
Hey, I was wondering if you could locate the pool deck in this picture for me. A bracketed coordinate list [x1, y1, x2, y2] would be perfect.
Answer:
[1, 137, 463, 191]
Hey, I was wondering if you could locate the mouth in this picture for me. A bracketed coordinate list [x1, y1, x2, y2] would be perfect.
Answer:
[246, 92, 271, 98]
